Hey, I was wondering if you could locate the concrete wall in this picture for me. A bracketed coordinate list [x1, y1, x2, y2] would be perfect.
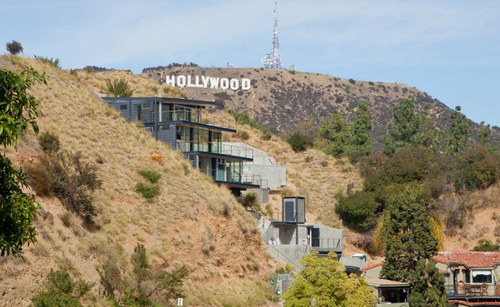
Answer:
[365, 265, 383, 279]
[243, 164, 286, 189]
[224, 142, 287, 189]
[266, 244, 311, 271]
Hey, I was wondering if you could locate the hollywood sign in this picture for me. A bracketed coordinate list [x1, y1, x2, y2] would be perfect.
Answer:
[165, 75, 251, 91]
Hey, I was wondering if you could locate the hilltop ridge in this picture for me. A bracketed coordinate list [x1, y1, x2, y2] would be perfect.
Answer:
[142, 66, 500, 149]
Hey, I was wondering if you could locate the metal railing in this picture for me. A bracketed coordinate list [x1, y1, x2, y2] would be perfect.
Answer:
[311, 237, 342, 250]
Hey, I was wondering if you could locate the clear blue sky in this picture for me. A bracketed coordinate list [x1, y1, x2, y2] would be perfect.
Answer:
[2, 0, 499, 126]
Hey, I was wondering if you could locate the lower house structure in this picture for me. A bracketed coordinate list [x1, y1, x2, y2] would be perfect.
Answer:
[260, 197, 343, 271]
[102, 96, 262, 195]
[362, 251, 500, 306]
[365, 277, 410, 307]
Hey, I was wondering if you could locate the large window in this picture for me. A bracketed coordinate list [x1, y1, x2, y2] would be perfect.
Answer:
[472, 270, 493, 284]
[465, 269, 493, 284]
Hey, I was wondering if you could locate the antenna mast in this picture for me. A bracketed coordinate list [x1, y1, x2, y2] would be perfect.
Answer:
[262, 1, 282, 69]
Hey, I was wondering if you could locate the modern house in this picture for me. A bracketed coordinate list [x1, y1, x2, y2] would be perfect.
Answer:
[102, 97, 261, 195]
[260, 197, 343, 270]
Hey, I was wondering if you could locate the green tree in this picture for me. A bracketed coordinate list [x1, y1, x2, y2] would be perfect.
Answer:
[408, 259, 447, 307]
[478, 121, 491, 144]
[380, 183, 438, 282]
[287, 132, 311, 152]
[283, 251, 376, 307]
[319, 111, 350, 157]
[384, 100, 438, 155]
[347, 103, 373, 161]
[0, 67, 45, 256]
[335, 191, 379, 232]
[6, 40, 23, 55]
[446, 106, 471, 156]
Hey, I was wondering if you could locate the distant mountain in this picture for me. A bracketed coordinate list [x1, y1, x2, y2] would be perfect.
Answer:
[143, 66, 499, 150]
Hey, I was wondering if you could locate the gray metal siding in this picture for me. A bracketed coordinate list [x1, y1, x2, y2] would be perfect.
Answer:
[157, 124, 177, 148]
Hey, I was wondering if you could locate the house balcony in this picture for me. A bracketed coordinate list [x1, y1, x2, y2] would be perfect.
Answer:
[446, 283, 500, 297]
[177, 141, 254, 161]
[159, 110, 236, 131]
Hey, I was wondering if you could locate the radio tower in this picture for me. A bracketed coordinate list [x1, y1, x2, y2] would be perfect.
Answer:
[262, 1, 282, 69]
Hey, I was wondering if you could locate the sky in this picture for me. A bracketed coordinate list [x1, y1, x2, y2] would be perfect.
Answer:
[2, 0, 499, 126]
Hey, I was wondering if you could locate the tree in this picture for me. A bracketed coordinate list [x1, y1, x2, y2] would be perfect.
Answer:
[347, 103, 373, 161]
[0, 67, 45, 256]
[283, 251, 376, 306]
[6, 40, 23, 55]
[408, 259, 447, 307]
[380, 183, 437, 282]
[319, 111, 350, 157]
[384, 100, 438, 155]
[478, 121, 491, 145]
[446, 106, 471, 156]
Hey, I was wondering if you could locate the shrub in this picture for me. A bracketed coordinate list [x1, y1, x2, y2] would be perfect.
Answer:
[454, 145, 500, 191]
[260, 129, 272, 141]
[201, 227, 215, 254]
[31, 268, 92, 307]
[105, 78, 133, 97]
[227, 110, 261, 129]
[237, 130, 249, 140]
[27, 133, 102, 226]
[364, 147, 432, 192]
[348, 78, 356, 85]
[38, 131, 60, 154]
[34, 55, 61, 68]
[6, 40, 23, 54]
[135, 182, 160, 199]
[335, 191, 380, 232]
[473, 239, 499, 251]
[138, 169, 161, 184]
[242, 192, 257, 207]
[287, 132, 311, 152]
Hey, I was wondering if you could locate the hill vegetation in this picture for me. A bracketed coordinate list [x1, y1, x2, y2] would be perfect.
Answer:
[0, 55, 276, 306]
[142, 66, 500, 150]
[2, 55, 499, 305]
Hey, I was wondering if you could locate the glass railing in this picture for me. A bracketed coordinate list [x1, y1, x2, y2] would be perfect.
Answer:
[177, 141, 254, 159]
[159, 110, 236, 129]
[199, 167, 261, 186]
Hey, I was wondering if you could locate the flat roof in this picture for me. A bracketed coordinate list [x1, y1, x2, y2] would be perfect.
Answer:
[102, 96, 217, 108]
[188, 151, 253, 162]
[365, 277, 410, 288]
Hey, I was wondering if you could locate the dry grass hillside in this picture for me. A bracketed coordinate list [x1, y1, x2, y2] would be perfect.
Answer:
[66, 66, 500, 257]
[0, 56, 276, 306]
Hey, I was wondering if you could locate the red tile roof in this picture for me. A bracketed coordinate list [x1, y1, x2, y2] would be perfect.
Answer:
[433, 251, 500, 269]
[448, 300, 500, 306]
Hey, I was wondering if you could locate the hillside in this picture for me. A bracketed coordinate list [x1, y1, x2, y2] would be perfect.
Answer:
[0, 56, 276, 306]
[142, 66, 500, 150]
[1, 57, 498, 307]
